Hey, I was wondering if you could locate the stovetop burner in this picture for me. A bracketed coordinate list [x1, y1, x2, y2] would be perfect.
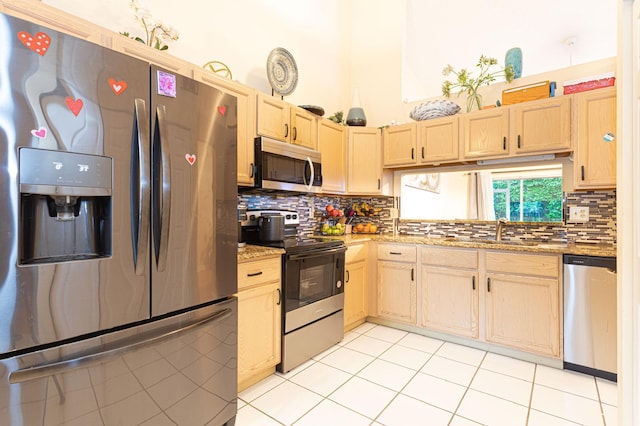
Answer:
[259, 237, 345, 254]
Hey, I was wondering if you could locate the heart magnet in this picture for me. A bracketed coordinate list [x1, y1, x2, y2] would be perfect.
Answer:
[30, 127, 47, 138]
[65, 97, 83, 116]
[17, 31, 51, 56]
[185, 153, 196, 165]
[108, 78, 127, 95]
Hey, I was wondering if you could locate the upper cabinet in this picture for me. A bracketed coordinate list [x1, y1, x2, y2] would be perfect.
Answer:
[318, 119, 347, 194]
[462, 107, 510, 160]
[418, 116, 460, 165]
[511, 96, 571, 155]
[383, 123, 417, 167]
[573, 87, 617, 189]
[347, 127, 382, 194]
[256, 92, 318, 149]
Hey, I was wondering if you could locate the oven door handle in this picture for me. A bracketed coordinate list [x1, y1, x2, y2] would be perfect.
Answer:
[287, 246, 346, 260]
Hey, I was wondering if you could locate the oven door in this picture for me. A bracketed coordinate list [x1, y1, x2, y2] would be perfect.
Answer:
[283, 246, 345, 333]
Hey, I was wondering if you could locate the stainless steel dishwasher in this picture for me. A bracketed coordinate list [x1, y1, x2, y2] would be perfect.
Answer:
[563, 254, 617, 381]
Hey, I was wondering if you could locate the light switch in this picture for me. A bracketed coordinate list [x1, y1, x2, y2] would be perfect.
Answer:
[569, 206, 589, 223]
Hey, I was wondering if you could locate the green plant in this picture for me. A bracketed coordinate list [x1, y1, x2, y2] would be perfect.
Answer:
[328, 111, 345, 125]
[121, 0, 179, 51]
[442, 55, 515, 112]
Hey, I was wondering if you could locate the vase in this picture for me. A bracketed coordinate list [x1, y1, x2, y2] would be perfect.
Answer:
[346, 88, 367, 126]
[505, 47, 523, 79]
[466, 90, 482, 112]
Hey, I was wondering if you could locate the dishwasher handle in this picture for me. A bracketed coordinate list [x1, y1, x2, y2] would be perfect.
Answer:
[563, 254, 616, 272]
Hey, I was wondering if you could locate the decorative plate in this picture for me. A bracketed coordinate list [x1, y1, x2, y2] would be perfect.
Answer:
[267, 47, 298, 96]
[299, 105, 325, 116]
[409, 99, 461, 121]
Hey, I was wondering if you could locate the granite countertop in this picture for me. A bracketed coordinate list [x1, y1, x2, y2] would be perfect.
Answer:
[319, 234, 617, 258]
[237, 244, 284, 261]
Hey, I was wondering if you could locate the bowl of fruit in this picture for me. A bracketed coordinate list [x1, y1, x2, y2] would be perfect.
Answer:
[320, 221, 346, 236]
[352, 222, 379, 234]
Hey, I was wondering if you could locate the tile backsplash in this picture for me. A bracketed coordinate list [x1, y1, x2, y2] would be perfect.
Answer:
[238, 189, 616, 244]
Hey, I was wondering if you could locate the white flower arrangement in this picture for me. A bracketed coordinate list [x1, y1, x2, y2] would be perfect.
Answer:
[121, 0, 179, 51]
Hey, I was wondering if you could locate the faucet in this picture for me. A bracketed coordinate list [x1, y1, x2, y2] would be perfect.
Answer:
[495, 218, 508, 242]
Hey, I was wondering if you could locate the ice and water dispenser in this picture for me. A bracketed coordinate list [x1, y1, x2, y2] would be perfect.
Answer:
[19, 148, 113, 264]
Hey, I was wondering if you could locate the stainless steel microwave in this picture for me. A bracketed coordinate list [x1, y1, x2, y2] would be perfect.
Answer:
[254, 137, 322, 193]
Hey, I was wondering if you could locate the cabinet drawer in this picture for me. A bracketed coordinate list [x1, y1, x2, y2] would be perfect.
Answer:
[346, 243, 368, 264]
[421, 246, 478, 269]
[377, 244, 416, 262]
[238, 257, 281, 290]
[484, 251, 559, 278]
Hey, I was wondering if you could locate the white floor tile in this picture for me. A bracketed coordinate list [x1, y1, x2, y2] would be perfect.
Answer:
[329, 376, 396, 419]
[401, 372, 466, 412]
[527, 409, 582, 425]
[379, 344, 433, 370]
[434, 342, 486, 366]
[311, 344, 339, 361]
[530, 384, 605, 426]
[237, 398, 246, 409]
[420, 355, 478, 386]
[535, 365, 599, 400]
[275, 358, 315, 380]
[293, 399, 370, 426]
[596, 377, 618, 406]
[469, 369, 532, 406]
[351, 322, 377, 334]
[344, 335, 394, 357]
[356, 359, 416, 391]
[448, 416, 483, 425]
[480, 352, 535, 381]
[251, 381, 323, 425]
[363, 325, 409, 343]
[396, 333, 444, 354]
[319, 347, 375, 375]
[289, 362, 351, 397]
[238, 374, 285, 402]
[377, 394, 452, 426]
[235, 405, 281, 426]
[602, 403, 617, 426]
[337, 331, 360, 346]
[456, 389, 528, 426]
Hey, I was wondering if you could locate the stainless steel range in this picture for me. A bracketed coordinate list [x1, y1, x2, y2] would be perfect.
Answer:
[240, 210, 346, 372]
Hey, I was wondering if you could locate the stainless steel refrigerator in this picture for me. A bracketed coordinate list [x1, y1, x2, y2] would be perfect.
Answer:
[0, 12, 238, 425]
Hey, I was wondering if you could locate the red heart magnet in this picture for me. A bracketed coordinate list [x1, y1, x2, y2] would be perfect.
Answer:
[108, 78, 127, 95]
[17, 31, 51, 56]
[217, 106, 226, 116]
[185, 153, 196, 165]
[30, 127, 47, 138]
[65, 97, 83, 116]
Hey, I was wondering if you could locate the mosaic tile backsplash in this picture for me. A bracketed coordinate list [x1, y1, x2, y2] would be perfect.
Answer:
[238, 189, 616, 244]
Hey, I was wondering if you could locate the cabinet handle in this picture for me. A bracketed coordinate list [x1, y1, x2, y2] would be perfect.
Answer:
[487, 277, 491, 292]
[249, 163, 255, 178]
[472, 276, 476, 290]
[389, 252, 402, 255]
[377, 179, 381, 190]
[411, 268, 414, 281]
[284, 123, 289, 138]
[421, 146, 425, 159]
[276, 288, 281, 305]
[517, 134, 521, 149]
[503, 137, 507, 150]
[247, 271, 263, 277]
[346, 270, 350, 283]
[293, 127, 298, 141]
[581, 165, 585, 181]
[411, 148, 414, 160]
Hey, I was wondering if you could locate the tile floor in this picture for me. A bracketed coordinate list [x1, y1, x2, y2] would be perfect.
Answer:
[237, 322, 617, 426]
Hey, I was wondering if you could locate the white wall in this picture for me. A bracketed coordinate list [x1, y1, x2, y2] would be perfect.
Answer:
[399, 172, 470, 220]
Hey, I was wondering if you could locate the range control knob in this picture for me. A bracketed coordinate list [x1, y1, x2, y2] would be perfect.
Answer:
[336, 280, 342, 288]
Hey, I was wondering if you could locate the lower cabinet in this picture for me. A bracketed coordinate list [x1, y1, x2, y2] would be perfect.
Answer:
[237, 256, 282, 391]
[344, 243, 368, 331]
[377, 243, 417, 325]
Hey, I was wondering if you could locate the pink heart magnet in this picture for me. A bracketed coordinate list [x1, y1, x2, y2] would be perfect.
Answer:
[65, 97, 83, 116]
[185, 153, 196, 165]
[108, 78, 127, 95]
[17, 31, 51, 56]
[30, 127, 47, 138]
[217, 106, 226, 116]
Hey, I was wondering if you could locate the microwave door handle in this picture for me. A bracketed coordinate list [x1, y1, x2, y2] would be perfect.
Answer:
[305, 156, 314, 191]
[155, 105, 172, 272]
[133, 98, 151, 275]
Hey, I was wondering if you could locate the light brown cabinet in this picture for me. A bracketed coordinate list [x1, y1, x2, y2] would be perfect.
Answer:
[484, 251, 561, 358]
[383, 123, 417, 167]
[420, 247, 479, 338]
[347, 127, 383, 194]
[111, 35, 194, 77]
[237, 257, 282, 391]
[256, 92, 317, 149]
[344, 243, 368, 331]
[318, 119, 347, 193]
[418, 116, 461, 165]
[376, 244, 417, 325]
[573, 87, 617, 189]
[511, 96, 571, 155]
[462, 107, 510, 160]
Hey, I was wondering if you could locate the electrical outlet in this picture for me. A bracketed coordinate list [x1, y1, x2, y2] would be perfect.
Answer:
[569, 206, 589, 223]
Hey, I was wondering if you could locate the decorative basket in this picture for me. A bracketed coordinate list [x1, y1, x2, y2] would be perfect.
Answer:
[409, 100, 461, 121]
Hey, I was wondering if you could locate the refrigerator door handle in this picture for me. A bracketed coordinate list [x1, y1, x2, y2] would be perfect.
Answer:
[9, 307, 232, 384]
[155, 105, 172, 272]
[133, 98, 151, 275]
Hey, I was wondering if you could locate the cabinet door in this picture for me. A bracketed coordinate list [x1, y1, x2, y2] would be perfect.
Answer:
[318, 119, 347, 193]
[462, 107, 510, 159]
[511, 97, 571, 155]
[377, 261, 417, 325]
[344, 260, 368, 329]
[573, 88, 617, 189]
[421, 267, 478, 338]
[291, 107, 318, 150]
[383, 123, 417, 167]
[347, 127, 382, 194]
[194, 69, 256, 186]
[256, 92, 290, 142]
[485, 273, 560, 357]
[237, 282, 281, 388]
[111, 36, 194, 77]
[418, 116, 460, 164]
